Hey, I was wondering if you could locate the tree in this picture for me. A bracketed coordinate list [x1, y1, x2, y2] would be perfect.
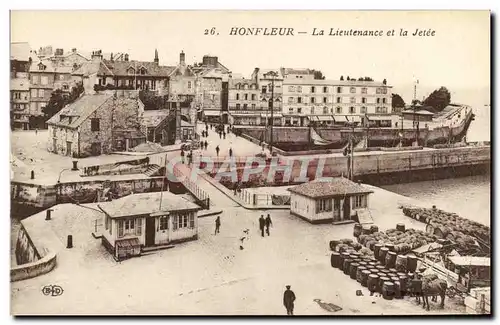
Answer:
[42, 82, 84, 121]
[423, 86, 451, 112]
[358, 77, 364, 81]
[364, 77, 374, 81]
[312, 70, 326, 80]
[340, 75, 344, 81]
[347, 76, 350, 81]
[391, 93, 406, 111]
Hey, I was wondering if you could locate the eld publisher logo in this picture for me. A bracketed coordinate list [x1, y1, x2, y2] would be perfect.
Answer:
[41, 285, 64, 297]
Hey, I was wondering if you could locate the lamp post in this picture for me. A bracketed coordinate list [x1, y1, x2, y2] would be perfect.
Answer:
[267, 71, 278, 155]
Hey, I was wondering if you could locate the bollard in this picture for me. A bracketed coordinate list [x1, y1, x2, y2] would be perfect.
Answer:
[31, 170, 35, 179]
[45, 209, 52, 221]
[72, 160, 79, 171]
[67, 235, 73, 249]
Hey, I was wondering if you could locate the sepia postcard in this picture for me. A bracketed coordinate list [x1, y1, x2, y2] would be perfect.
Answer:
[9, 10, 491, 316]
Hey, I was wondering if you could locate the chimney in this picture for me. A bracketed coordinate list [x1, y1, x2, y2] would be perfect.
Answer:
[55, 48, 64, 56]
[91, 50, 103, 62]
[124, 53, 129, 62]
[72, 48, 77, 53]
[154, 49, 159, 65]
[180, 51, 185, 65]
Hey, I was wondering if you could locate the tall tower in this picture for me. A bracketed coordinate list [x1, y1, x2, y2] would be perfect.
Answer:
[154, 49, 159, 65]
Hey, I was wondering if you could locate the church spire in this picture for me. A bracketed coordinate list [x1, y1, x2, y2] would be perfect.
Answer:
[154, 49, 159, 64]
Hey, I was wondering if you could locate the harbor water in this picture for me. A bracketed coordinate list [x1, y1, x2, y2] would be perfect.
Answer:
[383, 105, 491, 226]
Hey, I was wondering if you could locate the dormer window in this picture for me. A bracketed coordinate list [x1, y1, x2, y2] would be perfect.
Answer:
[38, 63, 45, 71]
[140, 67, 146, 75]
[127, 67, 135, 75]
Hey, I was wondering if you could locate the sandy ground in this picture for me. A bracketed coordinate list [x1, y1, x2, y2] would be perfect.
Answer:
[10, 184, 465, 315]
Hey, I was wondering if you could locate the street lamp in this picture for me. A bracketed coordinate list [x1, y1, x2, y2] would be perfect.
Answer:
[266, 71, 278, 155]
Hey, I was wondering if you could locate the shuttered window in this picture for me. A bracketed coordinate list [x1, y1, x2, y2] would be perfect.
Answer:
[173, 216, 178, 231]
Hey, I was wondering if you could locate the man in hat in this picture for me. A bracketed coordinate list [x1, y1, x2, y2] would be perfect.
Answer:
[283, 285, 296, 315]
[259, 215, 265, 237]
[265, 214, 273, 236]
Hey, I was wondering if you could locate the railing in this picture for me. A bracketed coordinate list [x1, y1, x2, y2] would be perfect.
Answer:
[172, 164, 210, 209]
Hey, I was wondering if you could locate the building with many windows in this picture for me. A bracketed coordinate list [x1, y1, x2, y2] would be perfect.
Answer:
[227, 78, 263, 125]
[10, 78, 30, 129]
[282, 77, 392, 127]
[248, 68, 283, 126]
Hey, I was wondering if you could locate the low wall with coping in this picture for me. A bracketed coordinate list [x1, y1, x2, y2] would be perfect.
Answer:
[11, 251, 57, 282]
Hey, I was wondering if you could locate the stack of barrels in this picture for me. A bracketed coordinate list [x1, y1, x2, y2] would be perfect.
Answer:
[330, 230, 422, 300]
[402, 206, 490, 251]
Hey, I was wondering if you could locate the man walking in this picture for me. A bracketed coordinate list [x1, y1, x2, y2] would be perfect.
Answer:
[223, 131, 226, 139]
[219, 130, 222, 139]
[216, 145, 220, 157]
[259, 215, 265, 237]
[180, 149, 185, 164]
[204, 140, 208, 150]
[229, 147, 233, 158]
[214, 216, 221, 235]
[283, 285, 296, 316]
[265, 214, 273, 236]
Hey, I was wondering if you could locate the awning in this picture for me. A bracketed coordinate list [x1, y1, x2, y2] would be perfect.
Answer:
[116, 237, 140, 249]
[345, 115, 361, 123]
[203, 111, 221, 116]
[366, 115, 392, 121]
[231, 113, 260, 117]
[309, 115, 334, 122]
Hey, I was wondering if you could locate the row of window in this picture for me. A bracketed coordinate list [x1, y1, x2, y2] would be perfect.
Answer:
[287, 86, 388, 94]
[234, 83, 258, 90]
[288, 106, 370, 114]
[107, 214, 196, 239]
[235, 93, 258, 101]
[11, 103, 28, 111]
[31, 75, 50, 85]
[11, 92, 28, 100]
[287, 97, 387, 104]
[31, 89, 45, 98]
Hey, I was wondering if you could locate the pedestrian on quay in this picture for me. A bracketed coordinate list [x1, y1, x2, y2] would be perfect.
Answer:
[229, 147, 233, 158]
[219, 130, 222, 139]
[216, 145, 220, 157]
[204, 140, 208, 150]
[283, 285, 296, 316]
[188, 150, 193, 166]
[259, 215, 265, 237]
[265, 214, 273, 236]
[206, 124, 209, 133]
[215, 216, 221, 235]
[223, 131, 226, 139]
[180, 149, 185, 164]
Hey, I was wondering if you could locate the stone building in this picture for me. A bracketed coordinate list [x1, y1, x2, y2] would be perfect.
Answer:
[10, 42, 34, 78]
[10, 78, 30, 130]
[46, 90, 146, 157]
[29, 60, 73, 118]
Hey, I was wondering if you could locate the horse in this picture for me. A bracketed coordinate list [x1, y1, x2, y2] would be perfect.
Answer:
[409, 276, 447, 311]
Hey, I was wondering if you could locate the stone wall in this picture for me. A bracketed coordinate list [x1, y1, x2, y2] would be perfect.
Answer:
[15, 224, 41, 265]
[11, 252, 57, 282]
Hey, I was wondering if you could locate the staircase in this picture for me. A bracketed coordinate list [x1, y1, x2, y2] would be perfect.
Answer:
[144, 164, 161, 177]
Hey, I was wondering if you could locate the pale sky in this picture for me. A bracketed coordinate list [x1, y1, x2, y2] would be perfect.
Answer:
[11, 10, 490, 100]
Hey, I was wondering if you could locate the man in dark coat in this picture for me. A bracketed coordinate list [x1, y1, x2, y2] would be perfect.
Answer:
[265, 214, 273, 236]
[215, 145, 220, 157]
[215, 216, 221, 235]
[283, 285, 296, 315]
[259, 215, 265, 237]
[229, 147, 233, 158]
[180, 149, 185, 164]
[204, 140, 208, 150]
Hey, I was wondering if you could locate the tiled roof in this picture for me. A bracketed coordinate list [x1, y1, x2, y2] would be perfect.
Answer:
[29, 60, 73, 74]
[140, 110, 169, 127]
[46, 93, 112, 128]
[10, 42, 34, 61]
[288, 178, 373, 199]
[101, 59, 175, 77]
[169, 64, 196, 78]
[99, 191, 201, 218]
[10, 78, 29, 91]
[229, 78, 258, 88]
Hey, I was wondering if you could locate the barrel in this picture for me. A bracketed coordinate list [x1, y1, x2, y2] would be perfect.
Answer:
[395, 255, 408, 272]
[393, 281, 402, 299]
[329, 240, 341, 251]
[366, 240, 377, 251]
[376, 265, 386, 271]
[385, 243, 395, 252]
[349, 263, 359, 280]
[367, 274, 379, 292]
[382, 281, 395, 300]
[368, 268, 379, 275]
[385, 251, 397, 268]
[358, 261, 368, 267]
[343, 259, 353, 275]
[378, 248, 388, 264]
[356, 266, 367, 283]
[353, 223, 363, 237]
[362, 226, 372, 235]
[350, 252, 361, 260]
[331, 252, 341, 268]
[381, 269, 391, 275]
[368, 261, 378, 268]
[339, 253, 349, 271]
[390, 276, 400, 283]
[389, 268, 397, 274]
[396, 223, 406, 232]
[398, 275, 408, 294]
[425, 223, 435, 235]
[370, 225, 379, 233]
[407, 256, 418, 272]
[372, 244, 382, 259]
[360, 270, 371, 287]
[378, 276, 390, 291]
